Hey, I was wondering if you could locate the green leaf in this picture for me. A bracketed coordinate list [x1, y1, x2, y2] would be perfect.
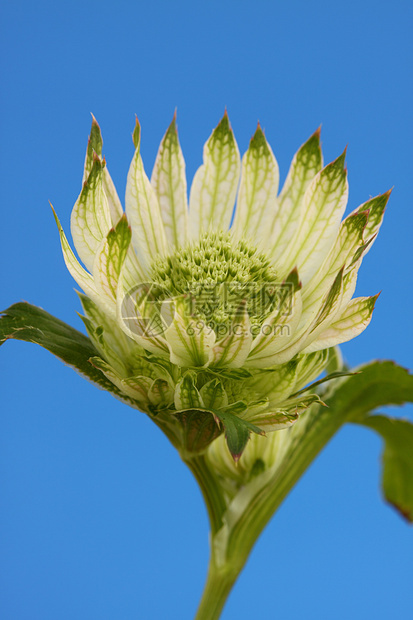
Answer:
[188, 111, 240, 238]
[212, 407, 264, 462]
[174, 408, 222, 454]
[0, 302, 119, 394]
[354, 415, 413, 523]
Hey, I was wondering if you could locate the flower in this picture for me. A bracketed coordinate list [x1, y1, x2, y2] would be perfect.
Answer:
[53, 113, 388, 457]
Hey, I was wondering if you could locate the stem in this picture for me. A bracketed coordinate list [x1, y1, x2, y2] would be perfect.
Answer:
[192, 381, 359, 618]
[194, 560, 240, 620]
[182, 453, 227, 534]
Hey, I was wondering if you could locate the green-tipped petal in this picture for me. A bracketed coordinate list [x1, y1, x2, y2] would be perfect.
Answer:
[115, 284, 170, 357]
[232, 125, 279, 247]
[269, 128, 323, 265]
[188, 112, 240, 238]
[303, 210, 368, 303]
[71, 157, 112, 272]
[243, 409, 298, 432]
[89, 356, 151, 408]
[148, 378, 174, 408]
[352, 190, 391, 254]
[245, 360, 299, 407]
[282, 151, 348, 284]
[164, 297, 216, 367]
[303, 294, 379, 353]
[303, 267, 345, 347]
[78, 292, 139, 375]
[293, 349, 331, 392]
[210, 304, 253, 369]
[103, 167, 124, 226]
[247, 272, 303, 367]
[93, 215, 132, 306]
[151, 114, 188, 249]
[300, 210, 368, 326]
[83, 116, 123, 225]
[200, 379, 228, 410]
[174, 371, 204, 410]
[125, 118, 167, 269]
[52, 206, 111, 312]
[83, 115, 103, 182]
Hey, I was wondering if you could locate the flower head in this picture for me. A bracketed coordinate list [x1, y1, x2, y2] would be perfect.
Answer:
[53, 113, 388, 458]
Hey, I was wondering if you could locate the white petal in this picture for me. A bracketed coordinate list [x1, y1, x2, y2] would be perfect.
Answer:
[188, 112, 240, 238]
[231, 125, 279, 249]
[52, 206, 114, 318]
[93, 215, 132, 308]
[125, 119, 167, 270]
[303, 295, 379, 353]
[210, 305, 253, 369]
[71, 157, 112, 272]
[164, 297, 216, 367]
[281, 151, 348, 285]
[269, 129, 323, 267]
[151, 114, 188, 249]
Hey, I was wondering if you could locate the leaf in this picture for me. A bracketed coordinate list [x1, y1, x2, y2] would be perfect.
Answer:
[0, 302, 119, 394]
[188, 111, 240, 238]
[151, 113, 188, 249]
[174, 408, 222, 454]
[212, 406, 264, 462]
[321, 361, 413, 522]
[354, 415, 413, 522]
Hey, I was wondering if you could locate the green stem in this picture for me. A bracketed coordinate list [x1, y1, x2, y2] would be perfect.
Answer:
[194, 561, 240, 620]
[186, 366, 402, 619]
[182, 453, 227, 534]
[191, 381, 359, 618]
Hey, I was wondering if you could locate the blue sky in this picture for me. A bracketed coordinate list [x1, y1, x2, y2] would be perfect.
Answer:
[1, 1, 412, 618]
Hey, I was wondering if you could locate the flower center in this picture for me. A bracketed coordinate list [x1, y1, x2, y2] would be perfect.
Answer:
[150, 232, 278, 336]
